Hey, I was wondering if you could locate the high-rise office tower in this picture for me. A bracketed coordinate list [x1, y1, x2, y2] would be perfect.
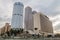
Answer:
[33, 13, 53, 34]
[11, 2, 24, 29]
[24, 6, 33, 31]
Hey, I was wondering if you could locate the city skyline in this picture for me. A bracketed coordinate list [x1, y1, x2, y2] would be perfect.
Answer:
[0, 0, 60, 33]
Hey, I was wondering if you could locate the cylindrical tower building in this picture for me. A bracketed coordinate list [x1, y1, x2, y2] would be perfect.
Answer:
[24, 6, 33, 31]
[11, 2, 24, 29]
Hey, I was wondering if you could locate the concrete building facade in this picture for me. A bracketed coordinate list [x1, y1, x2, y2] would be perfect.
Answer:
[4, 23, 11, 32]
[24, 6, 33, 31]
[0, 23, 11, 35]
[11, 2, 24, 29]
[33, 13, 53, 35]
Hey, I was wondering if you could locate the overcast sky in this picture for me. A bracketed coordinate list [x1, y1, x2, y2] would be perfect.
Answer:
[0, 0, 60, 33]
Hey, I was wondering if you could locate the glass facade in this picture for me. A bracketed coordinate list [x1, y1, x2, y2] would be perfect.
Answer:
[11, 2, 24, 29]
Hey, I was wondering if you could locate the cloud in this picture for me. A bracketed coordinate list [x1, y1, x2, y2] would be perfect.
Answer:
[49, 14, 60, 26]
[0, 16, 11, 28]
[54, 29, 60, 33]
[55, 6, 60, 12]
[0, 0, 60, 33]
[50, 15, 60, 21]
[0, 0, 12, 27]
[55, 23, 60, 30]
[49, 14, 60, 33]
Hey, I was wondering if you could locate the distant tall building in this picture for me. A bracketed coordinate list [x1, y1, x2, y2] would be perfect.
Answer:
[32, 11, 37, 14]
[11, 2, 24, 29]
[24, 6, 33, 31]
[33, 13, 53, 34]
